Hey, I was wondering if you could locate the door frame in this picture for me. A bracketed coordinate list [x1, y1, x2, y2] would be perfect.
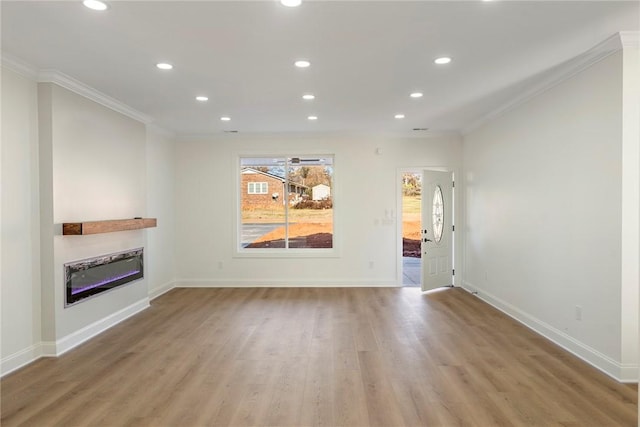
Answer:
[396, 166, 461, 288]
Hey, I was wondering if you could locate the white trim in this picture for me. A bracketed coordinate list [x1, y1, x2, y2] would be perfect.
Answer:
[247, 181, 269, 195]
[461, 281, 637, 383]
[1, 52, 39, 80]
[149, 280, 176, 300]
[2, 299, 150, 376]
[619, 364, 639, 384]
[0, 344, 43, 377]
[41, 342, 58, 357]
[396, 166, 461, 288]
[462, 32, 625, 135]
[38, 69, 154, 124]
[235, 153, 339, 258]
[620, 32, 640, 382]
[45, 298, 150, 357]
[2, 54, 156, 124]
[620, 31, 639, 49]
[178, 130, 460, 140]
[232, 249, 340, 259]
[176, 279, 399, 288]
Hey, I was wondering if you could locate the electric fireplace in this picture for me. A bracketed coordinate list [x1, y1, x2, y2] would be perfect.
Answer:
[65, 248, 143, 306]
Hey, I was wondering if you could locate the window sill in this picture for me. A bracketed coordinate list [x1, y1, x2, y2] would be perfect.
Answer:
[233, 248, 339, 259]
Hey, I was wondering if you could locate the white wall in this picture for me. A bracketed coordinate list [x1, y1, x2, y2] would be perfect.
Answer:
[462, 50, 636, 381]
[2, 37, 635, 387]
[619, 33, 640, 383]
[39, 83, 149, 353]
[1, 67, 42, 374]
[146, 126, 177, 299]
[175, 133, 461, 286]
[2, 66, 177, 374]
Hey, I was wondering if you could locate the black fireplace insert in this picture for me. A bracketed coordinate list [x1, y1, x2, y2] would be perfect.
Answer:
[65, 248, 143, 306]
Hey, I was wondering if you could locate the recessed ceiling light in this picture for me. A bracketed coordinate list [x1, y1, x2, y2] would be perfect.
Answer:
[434, 57, 452, 65]
[395, 114, 405, 119]
[410, 92, 423, 98]
[156, 63, 173, 70]
[302, 94, 315, 100]
[295, 60, 311, 68]
[281, 0, 302, 6]
[308, 116, 318, 120]
[83, 0, 108, 11]
[195, 96, 208, 102]
[220, 116, 231, 121]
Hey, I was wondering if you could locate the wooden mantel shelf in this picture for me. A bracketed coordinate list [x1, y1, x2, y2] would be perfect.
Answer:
[62, 218, 157, 235]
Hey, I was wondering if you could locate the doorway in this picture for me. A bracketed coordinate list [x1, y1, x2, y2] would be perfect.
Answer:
[399, 168, 455, 290]
[400, 171, 422, 287]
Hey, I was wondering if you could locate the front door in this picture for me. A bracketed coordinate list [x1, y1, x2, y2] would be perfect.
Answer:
[421, 170, 453, 292]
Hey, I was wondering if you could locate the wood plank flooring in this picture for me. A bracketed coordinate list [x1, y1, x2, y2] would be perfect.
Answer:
[1, 287, 636, 426]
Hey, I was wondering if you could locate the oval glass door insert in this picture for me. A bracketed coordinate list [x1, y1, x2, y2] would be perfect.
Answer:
[432, 185, 444, 243]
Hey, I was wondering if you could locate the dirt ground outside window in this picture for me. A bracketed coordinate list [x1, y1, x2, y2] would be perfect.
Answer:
[242, 202, 421, 254]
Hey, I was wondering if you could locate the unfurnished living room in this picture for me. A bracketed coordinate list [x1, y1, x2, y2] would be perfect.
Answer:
[1, 1, 639, 426]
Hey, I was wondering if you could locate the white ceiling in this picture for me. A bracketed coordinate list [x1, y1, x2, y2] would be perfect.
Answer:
[2, 1, 638, 136]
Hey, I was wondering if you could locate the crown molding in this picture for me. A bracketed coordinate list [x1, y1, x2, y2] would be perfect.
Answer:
[38, 69, 154, 124]
[462, 32, 627, 135]
[1, 52, 39, 80]
[620, 31, 639, 48]
[2, 53, 154, 125]
[177, 129, 461, 140]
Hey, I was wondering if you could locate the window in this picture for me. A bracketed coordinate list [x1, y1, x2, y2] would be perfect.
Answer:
[239, 156, 334, 251]
[248, 182, 268, 194]
[432, 185, 444, 243]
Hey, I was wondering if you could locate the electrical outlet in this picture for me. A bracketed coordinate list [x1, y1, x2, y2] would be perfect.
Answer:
[369, 261, 374, 269]
[218, 261, 223, 270]
[575, 306, 582, 321]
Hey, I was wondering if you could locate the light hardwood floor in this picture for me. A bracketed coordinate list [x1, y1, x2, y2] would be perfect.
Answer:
[1, 287, 636, 426]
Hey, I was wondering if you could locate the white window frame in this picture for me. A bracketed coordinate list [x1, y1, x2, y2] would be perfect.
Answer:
[248, 182, 268, 194]
[235, 154, 338, 258]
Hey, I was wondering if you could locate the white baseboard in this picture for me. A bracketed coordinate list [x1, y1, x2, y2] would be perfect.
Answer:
[2, 299, 150, 377]
[176, 279, 398, 288]
[34, 298, 149, 359]
[461, 281, 636, 383]
[149, 280, 176, 300]
[1, 343, 43, 377]
[618, 364, 639, 383]
[52, 298, 150, 356]
[41, 341, 57, 357]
